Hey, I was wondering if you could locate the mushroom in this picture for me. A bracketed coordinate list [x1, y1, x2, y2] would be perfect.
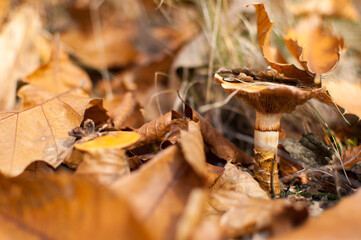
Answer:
[214, 68, 324, 194]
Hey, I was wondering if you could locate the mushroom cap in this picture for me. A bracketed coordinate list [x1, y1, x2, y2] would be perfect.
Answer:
[214, 68, 324, 114]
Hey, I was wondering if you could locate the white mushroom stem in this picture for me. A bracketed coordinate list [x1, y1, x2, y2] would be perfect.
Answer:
[254, 111, 281, 194]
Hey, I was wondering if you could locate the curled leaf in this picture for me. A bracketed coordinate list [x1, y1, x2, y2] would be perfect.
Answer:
[253, 4, 314, 84]
[111, 121, 206, 240]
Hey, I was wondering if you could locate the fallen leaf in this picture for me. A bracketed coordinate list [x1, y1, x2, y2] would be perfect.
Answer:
[215, 192, 308, 238]
[15, 161, 54, 181]
[253, 4, 314, 84]
[0, 174, 151, 240]
[289, 0, 360, 21]
[111, 121, 207, 240]
[0, 88, 97, 177]
[342, 145, 361, 168]
[0, 5, 42, 110]
[210, 163, 269, 200]
[284, 17, 344, 75]
[0, 212, 44, 240]
[272, 188, 361, 240]
[75, 131, 140, 184]
[323, 80, 361, 118]
[61, 22, 138, 69]
[23, 45, 92, 95]
[0, 0, 10, 26]
[186, 104, 254, 165]
[205, 163, 308, 238]
[132, 110, 182, 148]
[104, 92, 144, 129]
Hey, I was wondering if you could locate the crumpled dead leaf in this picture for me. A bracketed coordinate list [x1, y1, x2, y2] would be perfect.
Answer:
[111, 121, 207, 240]
[0, 88, 99, 177]
[0, 174, 151, 240]
[272, 188, 361, 240]
[186, 104, 254, 165]
[206, 163, 308, 238]
[254, 3, 343, 86]
[104, 92, 144, 129]
[23, 45, 92, 95]
[61, 22, 137, 69]
[132, 110, 182, 148]
[284, 17, 344, 75]
[75, 131, 140, 184]
[0, 5, 42, 110]
[342, 145, 361, 169]
[253, 4, 314, 84]
[323, 80, 361, 118]
[289, 0, 360, 21]
[210, 163, 269, 200]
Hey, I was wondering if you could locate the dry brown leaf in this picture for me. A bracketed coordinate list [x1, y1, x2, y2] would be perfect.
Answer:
[104, 92, 144, 129]
[205, 163, 308, 238]
[0, 212, 44, 240]
[0, 0, 10, 26]
[23, 46, 92, 95]
[133, 110, 182, 148]
[0, 88, 96, 177]
[175, 189, 224, 240]
[0, 174, 150, 240]
[214, 192, 308, 238]
[342, 145, 361, 169]
[284, 18, 344, 75]
[186, 105, 254, 165]
[253, 4, 314, 84]
[15, 161, 54, 181]
[289, 0, 360, 21]
[210, 163, 269, 200]
[61, 22, 138, 69]
[75, 131, 140, 184]
[111, 121, 206, 240]
[323, 80, 361, 118]
[272, 189, 361, 240]
[0, 5, 42, 110]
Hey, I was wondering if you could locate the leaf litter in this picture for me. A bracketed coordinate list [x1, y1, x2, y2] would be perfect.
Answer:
[0, 0, 361, 239]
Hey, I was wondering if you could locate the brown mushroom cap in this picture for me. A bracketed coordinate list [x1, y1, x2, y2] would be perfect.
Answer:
[214, 68, 324, 114]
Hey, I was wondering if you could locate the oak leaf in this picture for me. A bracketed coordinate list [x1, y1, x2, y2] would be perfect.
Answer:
[111, 121, 207, 240]
[23, 46, 92, 95]
[0, 174, 150, 240]
[0, 88, 99, 177]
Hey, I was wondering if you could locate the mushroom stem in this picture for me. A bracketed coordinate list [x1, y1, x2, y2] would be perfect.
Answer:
[254, 111, 281, 195]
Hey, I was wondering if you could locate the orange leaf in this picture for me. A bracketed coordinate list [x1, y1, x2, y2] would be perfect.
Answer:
[253, 4, 314, 84]
[23, 46, 92, 95]
[111, 121, 207, 240]
[0, 174, 151, 239]
[0, 88, 97, 177]
[284, 18, 344, 75]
